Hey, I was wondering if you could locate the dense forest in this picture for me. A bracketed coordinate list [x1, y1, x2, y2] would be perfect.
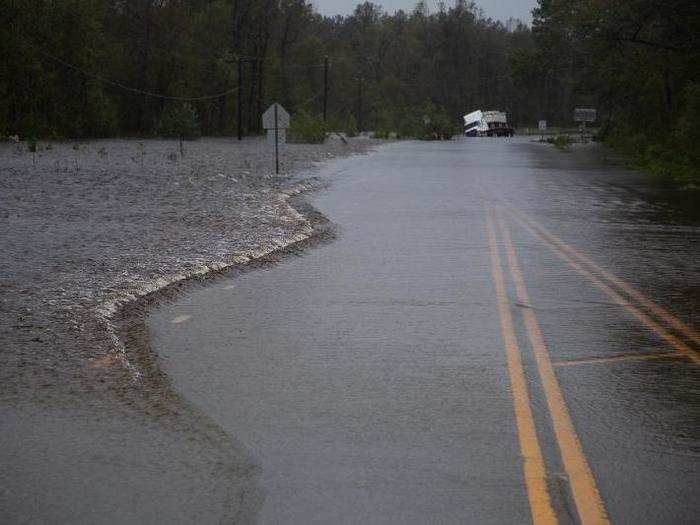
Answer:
[1, 0, 698, 180]
[524, 0, 700, 183]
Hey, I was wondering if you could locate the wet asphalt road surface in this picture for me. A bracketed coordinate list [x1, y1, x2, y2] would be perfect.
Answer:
[150, 138, 700, 524]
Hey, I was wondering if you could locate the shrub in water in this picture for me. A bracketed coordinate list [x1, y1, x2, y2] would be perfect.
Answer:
[372, 130, 390, 139]
[397, 113, 423, 139]
[155, 103, 201, 155]
[289, 110, 327, 144]
[155, 104, 201, 140]
[553, 135, 572, 151]
[85, 87, 118, 137]
[420, 102, 457, 140]
[346, 115, 359, 137]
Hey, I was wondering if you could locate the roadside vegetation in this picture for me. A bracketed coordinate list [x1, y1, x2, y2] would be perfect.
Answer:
[513, 1, 700, 187]
[0, 1, 533, 143]
[1, 1, 697, 184]
[371, 103, 458, 141]
[153, 103, 201, 155]
[544, 135, 573, 152]
[289, 110, 327, 144]
[602, 83, 700, 187]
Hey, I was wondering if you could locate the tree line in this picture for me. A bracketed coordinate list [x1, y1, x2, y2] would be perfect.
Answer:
[0, 1, 535, 138]
[517, 0, 699, 183]
[1, 0, 698, 181]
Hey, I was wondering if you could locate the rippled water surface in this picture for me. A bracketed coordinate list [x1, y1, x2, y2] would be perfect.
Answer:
[151, 138, 700, 523]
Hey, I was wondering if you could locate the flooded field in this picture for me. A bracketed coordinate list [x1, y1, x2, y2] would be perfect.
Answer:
[0, 136, 373, 396]
[0, 136, 375, 523]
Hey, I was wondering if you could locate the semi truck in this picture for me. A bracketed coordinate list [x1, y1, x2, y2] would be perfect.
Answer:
[463, 110, 514, 137]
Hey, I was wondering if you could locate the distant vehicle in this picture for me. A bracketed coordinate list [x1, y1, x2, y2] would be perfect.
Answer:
[463, 110, 514, 137]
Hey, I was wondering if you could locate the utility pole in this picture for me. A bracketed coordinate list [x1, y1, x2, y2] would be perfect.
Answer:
[237, 58, 243, 141]
[274, 104, 279, 175]
[323, 55, 329, 122]
[357, 76, 363, 132]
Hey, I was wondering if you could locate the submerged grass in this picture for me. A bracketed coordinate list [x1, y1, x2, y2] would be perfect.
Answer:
[606, 133, 700, 190]
[543, 134, 573, 151]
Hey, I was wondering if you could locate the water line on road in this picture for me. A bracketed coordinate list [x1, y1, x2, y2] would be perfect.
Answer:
[92, 183, 316, 381]
[553, 352, 685, 367]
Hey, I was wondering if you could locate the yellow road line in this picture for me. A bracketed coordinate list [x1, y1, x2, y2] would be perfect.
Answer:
[495, 209, 610, 525]
[485, 212, 558, 525]
[553, 352, 685, 367]
[506, 208, 700, 366]
[509, 207, 700, 348]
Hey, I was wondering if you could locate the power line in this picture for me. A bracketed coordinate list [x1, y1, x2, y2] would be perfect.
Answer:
[277, 63, 325, 70]
[33, 47, 241, 101]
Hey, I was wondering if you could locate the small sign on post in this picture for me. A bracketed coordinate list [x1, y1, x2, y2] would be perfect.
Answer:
[574, 108, 596, 142]
[262, 103, 290, 175]
[573, 108, 597, 123]
[538, 120, 547, 141]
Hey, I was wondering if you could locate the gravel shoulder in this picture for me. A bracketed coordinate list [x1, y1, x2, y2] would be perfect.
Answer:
[0, 135, 379, 522]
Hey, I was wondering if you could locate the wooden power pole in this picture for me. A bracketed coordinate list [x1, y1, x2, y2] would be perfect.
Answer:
[237, 58, 243, 141]
[323, 55, 329, 122]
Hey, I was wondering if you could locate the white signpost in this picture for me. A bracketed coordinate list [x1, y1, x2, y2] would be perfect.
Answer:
[573, 108, 597, 141]
[266, 128, 286, 146]
[262, 103, 290, 174]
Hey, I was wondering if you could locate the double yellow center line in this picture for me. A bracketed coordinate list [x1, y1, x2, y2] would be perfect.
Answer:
[505, 207, 700, 366]
[486, 207, 610, 525]
[486, 212, 559, 524]
[487, 199, 698, 523]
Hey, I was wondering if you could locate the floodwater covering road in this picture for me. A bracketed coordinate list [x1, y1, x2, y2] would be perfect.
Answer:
[150, 138, 700, 524]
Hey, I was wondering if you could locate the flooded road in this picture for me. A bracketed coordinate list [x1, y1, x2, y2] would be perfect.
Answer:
[150, 138, 700, 523]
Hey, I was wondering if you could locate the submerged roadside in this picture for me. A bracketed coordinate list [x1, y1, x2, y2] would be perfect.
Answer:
[0, 136, 379, 522]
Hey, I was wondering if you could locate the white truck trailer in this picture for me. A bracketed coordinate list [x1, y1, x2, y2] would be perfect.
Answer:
[463, 110, 514, 137]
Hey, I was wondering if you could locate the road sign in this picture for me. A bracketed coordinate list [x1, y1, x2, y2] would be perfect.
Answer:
[538, 120, 547, 130]
[267, 129, 286, 146]
[262, 103, 290, 130]
[262, 103, 290, 175]
[573, 108, 597, 123]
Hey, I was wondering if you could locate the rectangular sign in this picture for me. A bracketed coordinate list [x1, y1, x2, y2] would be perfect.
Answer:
[538, 120, 547, 130]
[573, 108, 597, 122]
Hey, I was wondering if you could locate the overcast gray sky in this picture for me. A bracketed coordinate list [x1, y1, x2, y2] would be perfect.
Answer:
[312, 1, 538, 23]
